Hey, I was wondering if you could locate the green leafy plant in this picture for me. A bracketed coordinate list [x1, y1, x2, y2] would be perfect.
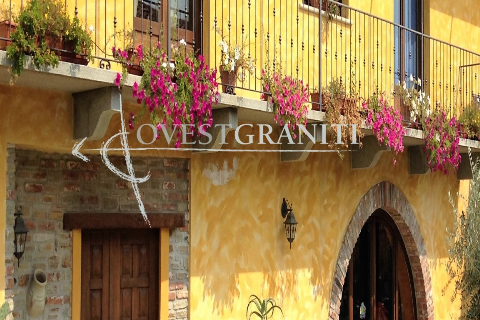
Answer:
[459, 102, 480, 139]
[444, 151, 480, 319]
[246, 295, 284, 320]
[0, 301, 10, 320]
[6, 0, 93, 80]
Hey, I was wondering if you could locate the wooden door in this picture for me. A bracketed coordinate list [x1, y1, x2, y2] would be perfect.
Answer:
[81, 230, 159, 320]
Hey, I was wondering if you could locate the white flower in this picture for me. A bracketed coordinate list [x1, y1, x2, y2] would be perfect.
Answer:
[180, 39, 187, 46]
[417, 78, 421, 86]
[89, 25, 94, 32]
[230, 60, 236, 71]
[169, 62, 175, 70]
[162, 62, 167, 68]
[412, 100, 417, 111]
[234, 47, 241, 60]
[224, 56, 229, 66]
[410, 110, 415, 120]
[409, 74, 414, 82]
[427, 96, 431, 106]
[403, 81, 407, 90]
[426, 108, 431, 117]
[221, 41, 228, 53]
[219, 40, 225, 49]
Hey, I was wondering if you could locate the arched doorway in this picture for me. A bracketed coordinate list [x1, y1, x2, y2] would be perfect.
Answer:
[328, 181, 434, 320]
[338, 210, 416, 320]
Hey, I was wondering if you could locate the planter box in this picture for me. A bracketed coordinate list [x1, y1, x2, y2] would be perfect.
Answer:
[0, 21, 17, 50]
[34, 34, 89, 65]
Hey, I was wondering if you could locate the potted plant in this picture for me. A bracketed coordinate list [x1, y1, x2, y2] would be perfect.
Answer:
[323, 78, 363, 154]
[310, 88, 326, 111]
[216, 27, 255, 95]
[261, 63, 309, 139]
[6, 0, 93, 80]
[114, 41, 219, 148]
[423, 108, 461, 174]
[0, 3, 18, 50]
[363, 93, 406, 164]
[458, 102, 480, 140]
[394, 75, 431, 128]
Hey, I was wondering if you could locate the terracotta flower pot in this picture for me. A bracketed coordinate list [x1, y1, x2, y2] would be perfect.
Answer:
[220, 65, 238, 95]
[126, 48, 144, 76]
[261, 85, 271, 101]
[0, 20, 17, 50]
[310, 92, 321, 111]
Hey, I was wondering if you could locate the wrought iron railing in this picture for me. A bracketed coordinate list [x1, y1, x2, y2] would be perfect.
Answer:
[1, 0, 480, 118]
[209, 0, 480, 119]
[0, 0, 201, 70]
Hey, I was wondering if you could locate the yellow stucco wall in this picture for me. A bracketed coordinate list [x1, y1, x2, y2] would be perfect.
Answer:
[2, 0, 480, 319]
[189, 130, 463, 320]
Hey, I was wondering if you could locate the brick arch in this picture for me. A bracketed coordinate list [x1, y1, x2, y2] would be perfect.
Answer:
[328, 181, 434, 320]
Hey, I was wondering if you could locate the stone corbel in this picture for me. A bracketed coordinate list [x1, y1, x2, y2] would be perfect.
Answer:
[457, 152, 480, 180]
[409, 146, 429, 175]
[73, 87, 121, 141]
[281, 123, 326, 162]
[351, 135, 389, 169]
[195, 108, 238, 151]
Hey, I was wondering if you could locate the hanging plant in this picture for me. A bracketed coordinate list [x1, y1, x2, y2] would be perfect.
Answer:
[423, 109, 461, 174]
[113, 42, 219, 147]
[363, 94, 405, 164]
[261, 68, 309, 139]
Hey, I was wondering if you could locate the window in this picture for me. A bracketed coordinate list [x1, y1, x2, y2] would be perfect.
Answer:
[303, 0, 344, 16]
[339, 211, 416, 320]
[394, 0, 423, 83]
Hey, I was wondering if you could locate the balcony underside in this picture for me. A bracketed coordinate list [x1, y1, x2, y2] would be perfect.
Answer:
[1, 50, 480, 179]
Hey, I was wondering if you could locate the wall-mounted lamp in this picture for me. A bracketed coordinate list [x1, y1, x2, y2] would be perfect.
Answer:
[13, 206, 28, 267]
[281, 198, 298, 249]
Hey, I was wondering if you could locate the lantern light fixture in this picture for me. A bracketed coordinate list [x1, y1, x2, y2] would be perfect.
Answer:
[13, 206, 28, 267]
[281, 198, 298, 249]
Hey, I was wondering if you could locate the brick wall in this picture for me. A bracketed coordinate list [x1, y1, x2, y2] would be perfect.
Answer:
[5, 147, 190, 320]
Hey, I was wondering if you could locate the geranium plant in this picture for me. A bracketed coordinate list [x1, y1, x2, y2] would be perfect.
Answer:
[261, 63, 309, 138]
[423, 109, 461, 174]
[363, 94, 406, 164]
[114, 41, 219, 147]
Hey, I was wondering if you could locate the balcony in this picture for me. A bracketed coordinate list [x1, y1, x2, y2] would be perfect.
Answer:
[1, 0, 480, 176]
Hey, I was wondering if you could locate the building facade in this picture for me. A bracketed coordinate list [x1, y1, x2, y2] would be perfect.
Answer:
[1, 0, 480, 319]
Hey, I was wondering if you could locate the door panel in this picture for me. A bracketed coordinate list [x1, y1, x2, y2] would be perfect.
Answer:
[82, 230, 159, 320]
[338, 212, 417, 320]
